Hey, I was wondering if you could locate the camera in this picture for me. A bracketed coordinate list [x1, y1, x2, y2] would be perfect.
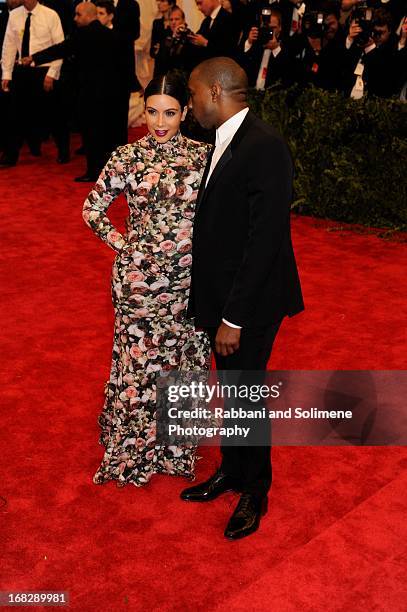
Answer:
[302, 12, 326, 39]
[352, 1, 374, 46]
[175, 24, 194, 45]
[258, 8, 277, 45]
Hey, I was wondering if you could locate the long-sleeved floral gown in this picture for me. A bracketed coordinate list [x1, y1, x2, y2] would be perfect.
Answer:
[82, 132, 211, 487]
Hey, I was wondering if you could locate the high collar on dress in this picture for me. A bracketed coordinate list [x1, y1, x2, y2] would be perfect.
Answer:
[145, 131, 184, 151]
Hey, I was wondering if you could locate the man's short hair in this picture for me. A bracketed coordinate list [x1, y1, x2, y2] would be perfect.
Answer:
[96, 0, 115, 16]
[372, 8, 393, 30]
[193, 57, 248, 99]
[269, 9, 282, 27]
[324, 1, 340, 20]
[170, 6, 185, 20]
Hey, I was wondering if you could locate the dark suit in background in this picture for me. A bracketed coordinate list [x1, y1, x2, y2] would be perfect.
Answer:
[114, 0, 141, 92]
[189, 111, 304, 497]
[150, 16, 171, 75]
[194, 7, 239, 65]
[32, 20, 124, 176]
[343, 43, 397, 98]
[241, 43, 301, 89]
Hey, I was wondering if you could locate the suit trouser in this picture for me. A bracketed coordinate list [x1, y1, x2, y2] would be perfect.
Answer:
[206, 320, 281, 498]
[4, 66, 68, 161]
[4, 66, 49, 161]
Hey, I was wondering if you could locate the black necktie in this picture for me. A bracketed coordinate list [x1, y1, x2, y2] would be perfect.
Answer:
[199, 16, 212, 38]
[21, 12, 32, 58]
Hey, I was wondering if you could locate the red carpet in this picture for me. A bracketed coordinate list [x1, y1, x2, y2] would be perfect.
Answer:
[1, 132, 406, 611]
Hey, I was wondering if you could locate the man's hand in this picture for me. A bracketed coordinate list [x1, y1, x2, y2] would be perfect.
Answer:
[348, 20, 362, 41]
[247, 26, 259, 45]
[189, 33, 208, 47]
[1, 79, 10, 92]
[44, 75, 54, 92]
[215, 322, 241, 356]
[21, 55, 33, 66]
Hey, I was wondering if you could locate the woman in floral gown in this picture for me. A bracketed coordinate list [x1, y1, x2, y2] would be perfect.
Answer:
[82, 73, 211, 487]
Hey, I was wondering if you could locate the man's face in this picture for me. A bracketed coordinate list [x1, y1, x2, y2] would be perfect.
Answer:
[97, 7, 113, 27]
[324, 14, 339, 40]
[157, 0, 170, 15]
[270, 16, 281, 39]
[23, 0, 37, 11]
[196, 0, 217, 18]
[373, 24, 391, 46]
[188, 72, 217, 130]
[74, 5, 90, 26]
[170, 9, 185, 33]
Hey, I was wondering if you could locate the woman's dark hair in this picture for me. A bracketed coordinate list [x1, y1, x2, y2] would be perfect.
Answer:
[144, 72, 189, 109]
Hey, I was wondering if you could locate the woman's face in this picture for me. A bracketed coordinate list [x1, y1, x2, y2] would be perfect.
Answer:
[145, 94, 187, 143]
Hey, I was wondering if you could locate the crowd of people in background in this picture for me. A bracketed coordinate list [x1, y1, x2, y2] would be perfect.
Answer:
[0, 0, 406, 178]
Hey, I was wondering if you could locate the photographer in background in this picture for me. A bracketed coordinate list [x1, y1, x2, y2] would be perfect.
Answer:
[342, 4, 397, 98]
[295, 3, 347, 91]
[341, 0, 405, 26]
[371, 7, 398, 51]
[241, 8, 301, 89]
[150, 0, 175, 71]
[153, 6, 198, 76]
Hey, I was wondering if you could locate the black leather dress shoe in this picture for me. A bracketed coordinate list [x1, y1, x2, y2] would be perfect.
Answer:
[74, 174, 97, 183]
[224, 494, 268, 540]
[180, 470, 237, 502]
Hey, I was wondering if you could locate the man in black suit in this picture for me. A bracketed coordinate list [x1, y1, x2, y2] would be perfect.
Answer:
[343, 15, 397, 98]
[24, 1, 125, 180]
[241, 8, 301, 89]
[113, 0, 141, 92]
[189, 0, 238, 66]
[181, 57, 304, 540]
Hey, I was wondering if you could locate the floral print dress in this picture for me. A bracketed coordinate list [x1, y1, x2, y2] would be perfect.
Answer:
[82, 132, 211, 487]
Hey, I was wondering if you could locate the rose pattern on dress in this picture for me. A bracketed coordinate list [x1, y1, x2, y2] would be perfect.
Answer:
[83, 132, 212, 486]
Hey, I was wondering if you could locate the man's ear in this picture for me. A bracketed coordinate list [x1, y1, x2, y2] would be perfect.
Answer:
[181, 105, 188, 121]
[210, 82, 222, 102]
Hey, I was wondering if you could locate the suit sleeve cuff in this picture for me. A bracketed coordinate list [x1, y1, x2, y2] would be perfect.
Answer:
[222, 318, 242, 329]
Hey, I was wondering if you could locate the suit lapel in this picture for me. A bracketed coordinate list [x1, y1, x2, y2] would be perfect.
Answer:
[195, 111, 257, 214]
[195, 147, 214, 214]
[203, 145, 232, 197]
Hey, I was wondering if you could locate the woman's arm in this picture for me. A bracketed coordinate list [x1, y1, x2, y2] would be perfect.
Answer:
[82, 148, 130, 253]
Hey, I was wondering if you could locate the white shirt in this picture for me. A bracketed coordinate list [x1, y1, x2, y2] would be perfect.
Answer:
[255, 46, 281, 90]
[1, 3, 64, 81]
[206, 106, 249, 186]
[209, 4, 222, 24]
[205, 107, 249, 329]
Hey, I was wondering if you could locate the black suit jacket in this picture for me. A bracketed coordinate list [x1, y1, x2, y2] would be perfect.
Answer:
[188, 111, 304, 328]
[196, 7, 238, 63]
[150, 17, 170, 58]
[343, 43, 398, 98]
[32, 20, 121, 92]
[242, 43, 301, 89]
[114, 0, 140, 42]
